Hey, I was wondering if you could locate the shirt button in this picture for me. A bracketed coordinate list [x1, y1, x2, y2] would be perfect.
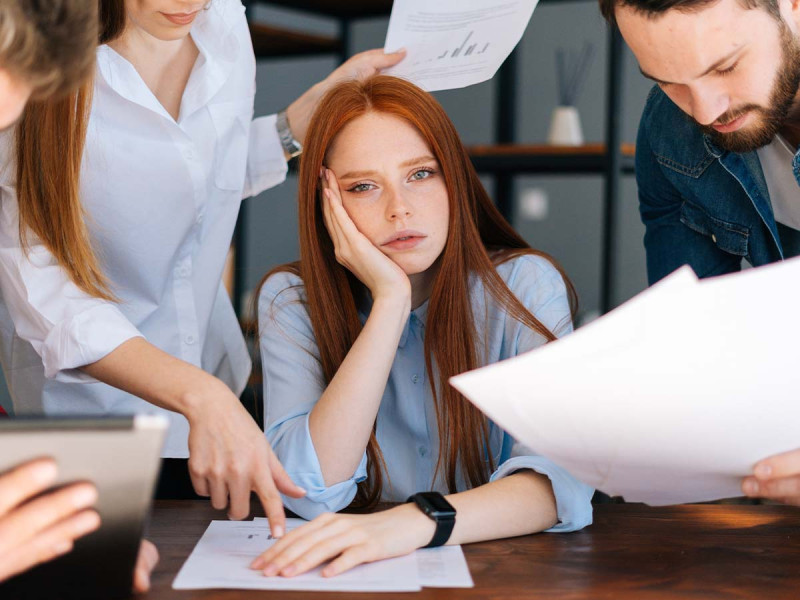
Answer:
[418, 446, 427, 457]
[183, 148, 195, 160]
[411, 374, 419, 384]
[176, 266, 191, 278]
[196, 212, 204, 224]
[184, 335, 196, 345]
[711, 234, 717, 243]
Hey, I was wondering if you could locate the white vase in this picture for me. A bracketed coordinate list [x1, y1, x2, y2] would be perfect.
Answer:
[547, 105, 584, 146]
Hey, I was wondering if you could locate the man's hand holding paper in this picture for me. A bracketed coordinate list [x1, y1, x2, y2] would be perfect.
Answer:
[744, 448, 800, 506]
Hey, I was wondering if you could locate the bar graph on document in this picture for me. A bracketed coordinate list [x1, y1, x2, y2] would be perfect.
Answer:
[436, 31, 491, 60]
[383, 0, 539, 91]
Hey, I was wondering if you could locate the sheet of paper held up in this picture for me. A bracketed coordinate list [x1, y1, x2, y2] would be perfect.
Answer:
[451, 258, 800, 505]
[383, 0, 539, 91]
[173, 518, 473, 592]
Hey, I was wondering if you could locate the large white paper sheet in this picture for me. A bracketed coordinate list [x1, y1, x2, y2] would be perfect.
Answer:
[173, 518, 473, 592]
[451, 258, 800, 505]
[383, 0, 539, 91]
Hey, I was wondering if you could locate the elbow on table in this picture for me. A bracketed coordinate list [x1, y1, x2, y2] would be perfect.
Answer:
[282, 484, 357, 521]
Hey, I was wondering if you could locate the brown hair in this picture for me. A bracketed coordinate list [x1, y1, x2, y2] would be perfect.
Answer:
[598, 0, 780, 26]
[260, 76, 577, 509]
[11, 0, 125, 300]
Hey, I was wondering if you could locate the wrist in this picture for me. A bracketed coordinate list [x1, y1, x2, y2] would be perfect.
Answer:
[397, 503, 437, 548]
[177, 376, 231, 423]
[286, 82, 323, 146]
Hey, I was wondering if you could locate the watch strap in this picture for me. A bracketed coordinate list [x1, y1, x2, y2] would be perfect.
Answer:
[424, 512, 455, 548]
[276, 109, 302, 158]
[407, 493, 456, 548]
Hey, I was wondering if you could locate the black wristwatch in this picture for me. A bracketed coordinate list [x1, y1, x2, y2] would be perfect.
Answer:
[407, 491, 457, 548]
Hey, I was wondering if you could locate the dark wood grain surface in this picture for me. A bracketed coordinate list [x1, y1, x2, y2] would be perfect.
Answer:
[142, 501, 800, 599]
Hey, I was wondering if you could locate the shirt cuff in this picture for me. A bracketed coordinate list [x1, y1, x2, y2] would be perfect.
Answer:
[41, 304, 143, 382]
[268, 412, 367, 519]
[245, 114, 289, 199]
[490, 456, 594, 533]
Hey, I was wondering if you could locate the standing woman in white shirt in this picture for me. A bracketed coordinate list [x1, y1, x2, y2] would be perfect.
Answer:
[0, 0, 404, 536]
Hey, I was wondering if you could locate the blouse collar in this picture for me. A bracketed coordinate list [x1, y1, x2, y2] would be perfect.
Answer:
[95, 0, 243, 124]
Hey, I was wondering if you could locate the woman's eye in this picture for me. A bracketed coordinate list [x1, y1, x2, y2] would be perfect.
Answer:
[348, 183, 374, 193]
[410, 168, 435, 181]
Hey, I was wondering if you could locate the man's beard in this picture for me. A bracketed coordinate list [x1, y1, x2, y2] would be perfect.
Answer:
[697, 24, 800, 153]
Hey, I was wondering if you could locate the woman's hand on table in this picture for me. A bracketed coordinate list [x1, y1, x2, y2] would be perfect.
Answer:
[743, 447, 800, 505]
[250, 503, 435, 578]
[0, 458, 100, 583]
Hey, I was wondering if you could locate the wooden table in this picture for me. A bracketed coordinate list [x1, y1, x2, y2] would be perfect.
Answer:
[143, 500, 800, 599]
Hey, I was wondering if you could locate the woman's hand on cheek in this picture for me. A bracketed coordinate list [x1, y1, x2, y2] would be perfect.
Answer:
[321, 169, 411, 304]
[250, 504, 435, 578]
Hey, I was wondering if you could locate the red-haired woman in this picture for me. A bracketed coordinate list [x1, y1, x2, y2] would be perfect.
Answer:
[252, 76, 593, 578]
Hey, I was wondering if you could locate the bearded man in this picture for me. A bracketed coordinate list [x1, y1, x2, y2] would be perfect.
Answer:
[599, 0, 800, 507]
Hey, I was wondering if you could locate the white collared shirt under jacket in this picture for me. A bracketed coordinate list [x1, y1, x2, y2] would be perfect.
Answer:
[0, 0, 287, 456]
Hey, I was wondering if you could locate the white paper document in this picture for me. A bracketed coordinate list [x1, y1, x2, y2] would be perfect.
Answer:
[450, 258, 800, 505]
[173, 518, 473, 592]
[383, 0, 539, 91]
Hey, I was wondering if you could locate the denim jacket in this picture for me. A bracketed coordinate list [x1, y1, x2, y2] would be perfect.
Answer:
[636, 86, 800, 284]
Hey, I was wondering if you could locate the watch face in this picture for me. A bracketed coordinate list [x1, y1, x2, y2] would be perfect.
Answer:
[416, 492, 456, 517]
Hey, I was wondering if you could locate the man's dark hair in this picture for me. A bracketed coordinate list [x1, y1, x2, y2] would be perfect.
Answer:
[598, 0, 780, 27]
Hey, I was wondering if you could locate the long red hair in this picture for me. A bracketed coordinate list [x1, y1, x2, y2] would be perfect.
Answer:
[262, 76, 577, 509]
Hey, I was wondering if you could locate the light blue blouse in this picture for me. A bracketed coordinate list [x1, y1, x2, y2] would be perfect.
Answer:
[259, 254, 593, 532]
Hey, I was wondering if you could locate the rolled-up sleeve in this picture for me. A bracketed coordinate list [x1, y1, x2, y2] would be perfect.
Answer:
[0, 168, 142, 382]
[243, 114, 288, 199]
[490, 439, 594, 532]
[259, 272, 367, 518]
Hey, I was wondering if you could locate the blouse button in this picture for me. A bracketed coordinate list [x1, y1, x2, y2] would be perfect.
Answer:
[411, 374, 419, 384]
[184, 335, 196, 345]
[418, 446, 427, 456]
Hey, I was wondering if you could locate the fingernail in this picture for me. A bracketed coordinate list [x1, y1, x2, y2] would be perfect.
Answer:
[32, 460, 58, 485]
[744, 480, 759, 495]
[756, 464, 772, 478]
[263, 564, 278, 577]
[250, 557, 264, 570]
[72, 485, 99, 508]
[272, 525, 284, 539]
[282, 565, 297, 577]
[298, 487, 307, 496]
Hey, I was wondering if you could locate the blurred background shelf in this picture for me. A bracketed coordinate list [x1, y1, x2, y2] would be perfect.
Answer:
[469, 143, 635, 174]
[248, 22, 342, 57]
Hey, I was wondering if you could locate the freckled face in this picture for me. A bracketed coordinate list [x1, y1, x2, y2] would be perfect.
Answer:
[325, 112, 450, 277]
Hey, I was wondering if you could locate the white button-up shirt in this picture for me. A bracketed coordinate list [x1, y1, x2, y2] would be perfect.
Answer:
[0, 0, 287, 457]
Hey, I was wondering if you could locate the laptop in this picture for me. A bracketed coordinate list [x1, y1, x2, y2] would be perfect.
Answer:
[0, 415, 166, 599]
